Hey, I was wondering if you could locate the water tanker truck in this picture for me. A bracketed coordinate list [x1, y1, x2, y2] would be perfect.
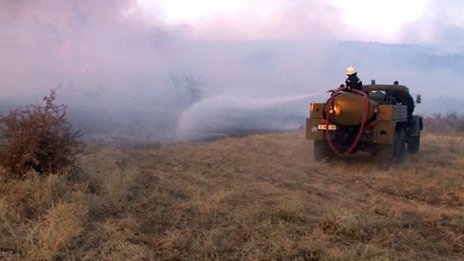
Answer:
[306, 83, 423, 166]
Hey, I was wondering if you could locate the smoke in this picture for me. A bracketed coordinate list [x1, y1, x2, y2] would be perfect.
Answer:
[0, 0, 186, 97]
[191, 0, 343, 41]
[399, 0, 464, 51]
[0, 0, 463, 142]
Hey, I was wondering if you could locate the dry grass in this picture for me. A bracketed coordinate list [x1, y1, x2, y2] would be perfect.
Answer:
[1, 131, 463, 260]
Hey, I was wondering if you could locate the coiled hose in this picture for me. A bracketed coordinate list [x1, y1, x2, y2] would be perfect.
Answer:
[324, 89, 369, 157]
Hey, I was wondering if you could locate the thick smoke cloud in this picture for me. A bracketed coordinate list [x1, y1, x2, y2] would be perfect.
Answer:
[0, 0, 463, 142]
[0, 0, 342, 141]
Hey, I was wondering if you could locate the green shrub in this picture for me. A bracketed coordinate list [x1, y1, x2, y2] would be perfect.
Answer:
[0, 89, 81, 176]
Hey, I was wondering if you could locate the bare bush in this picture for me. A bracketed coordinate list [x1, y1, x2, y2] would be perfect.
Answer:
[0, 89, 81, 176]
[424, 112, 464, 134]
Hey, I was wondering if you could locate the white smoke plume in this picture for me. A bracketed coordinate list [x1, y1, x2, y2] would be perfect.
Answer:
[0, 0, 463, 141]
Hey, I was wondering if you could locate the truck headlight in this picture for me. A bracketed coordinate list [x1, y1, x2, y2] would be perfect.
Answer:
[334, 105, 340, 114]
[330, 105, 341, 115]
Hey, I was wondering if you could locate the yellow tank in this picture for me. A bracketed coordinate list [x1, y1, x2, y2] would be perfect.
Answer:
[327, 92, 376, 126]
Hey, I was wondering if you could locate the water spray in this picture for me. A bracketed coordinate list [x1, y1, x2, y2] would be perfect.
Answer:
[247, 91, 327, 108]
[176, 90, 328, 140]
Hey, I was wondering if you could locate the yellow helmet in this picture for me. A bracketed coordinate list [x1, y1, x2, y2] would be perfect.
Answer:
[346, 66, 356, 76]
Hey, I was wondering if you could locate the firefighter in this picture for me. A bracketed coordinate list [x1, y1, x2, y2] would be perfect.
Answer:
[345, 66, 363, 90]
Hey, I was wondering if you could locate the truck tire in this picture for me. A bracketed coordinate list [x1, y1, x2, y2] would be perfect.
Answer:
[407, 132, 420, 154]
[314, 140, 334, 161]
[378, 128, 406, 167]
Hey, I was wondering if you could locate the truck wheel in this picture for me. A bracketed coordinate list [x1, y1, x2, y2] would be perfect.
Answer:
[314, 140, 334, 161]
[407, 132, 420, 154]
[378, 128, 406, 167]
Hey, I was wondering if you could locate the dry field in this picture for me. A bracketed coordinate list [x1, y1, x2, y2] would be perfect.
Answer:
[1, 131, 463, 260]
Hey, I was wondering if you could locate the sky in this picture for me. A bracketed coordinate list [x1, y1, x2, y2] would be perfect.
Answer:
[0, 0, 463, 141]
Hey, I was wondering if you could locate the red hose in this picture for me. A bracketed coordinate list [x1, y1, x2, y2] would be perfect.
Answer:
[324, 89, 369, 157]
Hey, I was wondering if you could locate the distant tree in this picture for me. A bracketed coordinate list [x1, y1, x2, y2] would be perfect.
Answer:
[0, 89, 82, 176]
[170, 74, 204, 110]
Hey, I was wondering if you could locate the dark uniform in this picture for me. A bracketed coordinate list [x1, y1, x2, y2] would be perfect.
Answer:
[345, 73, 363, 90]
